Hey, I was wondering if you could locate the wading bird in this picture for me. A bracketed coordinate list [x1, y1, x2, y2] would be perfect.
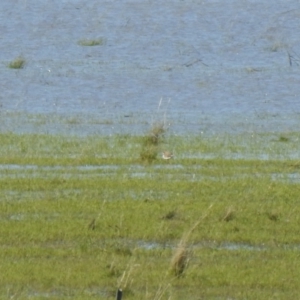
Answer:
[162, 151, 173, 160]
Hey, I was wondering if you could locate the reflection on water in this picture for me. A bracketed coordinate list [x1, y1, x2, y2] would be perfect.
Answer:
[1, 1, 300, 135]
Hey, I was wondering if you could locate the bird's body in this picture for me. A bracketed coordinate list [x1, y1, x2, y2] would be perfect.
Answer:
[162, 151, 173, 160]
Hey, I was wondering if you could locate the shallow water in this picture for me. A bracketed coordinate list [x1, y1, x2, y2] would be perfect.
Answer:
[1, 1, 300, 135]
[138, 240, 268, 252]
[1, 163, 299, 184]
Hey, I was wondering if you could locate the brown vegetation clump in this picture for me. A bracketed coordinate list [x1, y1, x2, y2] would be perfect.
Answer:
[171, 242, 189, 277]
[140, 122, 165, 163]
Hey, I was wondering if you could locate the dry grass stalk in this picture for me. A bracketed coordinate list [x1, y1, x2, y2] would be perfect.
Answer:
[170, 204, 213, 277]
[117, 262, 140, 290]
[171, 242, 189, 277]
[153, 283, 171, 300]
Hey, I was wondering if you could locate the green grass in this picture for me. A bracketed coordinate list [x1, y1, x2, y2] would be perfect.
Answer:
[1, 132, 300, 298]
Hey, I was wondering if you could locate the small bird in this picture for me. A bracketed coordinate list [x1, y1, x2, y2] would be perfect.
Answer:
[162, 151, 173, 160]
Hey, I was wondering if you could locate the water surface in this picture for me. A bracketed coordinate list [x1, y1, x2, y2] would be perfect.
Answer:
[1, 1, 300, 135]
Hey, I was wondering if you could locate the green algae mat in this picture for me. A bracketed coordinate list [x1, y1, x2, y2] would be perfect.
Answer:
[1, 132, 300, 299]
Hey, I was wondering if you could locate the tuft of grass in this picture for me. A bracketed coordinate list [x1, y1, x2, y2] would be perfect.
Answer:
[8, 57, 25, 69]
[149, 122, 165, 146]
[162, 210, 177, 220]
[139, 144, 158, 163]
[278, 135, 289, 142]
[88, 218, 96, 230]
[267, 211, 280, 222]
[221, 207, 235, 222]
[140, 122, 165, 163]
[78, 38, 105, 46]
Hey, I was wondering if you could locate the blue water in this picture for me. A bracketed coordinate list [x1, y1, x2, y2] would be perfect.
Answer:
[1, 1, 300, 135]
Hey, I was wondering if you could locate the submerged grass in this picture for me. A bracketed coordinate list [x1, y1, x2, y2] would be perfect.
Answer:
[1, 132, 300, 298]
[8, 56, 26, 69]
[78, 38, 105, 46]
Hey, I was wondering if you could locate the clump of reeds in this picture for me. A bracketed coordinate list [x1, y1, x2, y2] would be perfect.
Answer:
[140, 98, 173, 163]
[139, 145, 158, 163]
[8, 57, 25, 69]
[78, 38, 105, 46]
[140, 122, 165, 163]
[148, 122, 165, 145]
